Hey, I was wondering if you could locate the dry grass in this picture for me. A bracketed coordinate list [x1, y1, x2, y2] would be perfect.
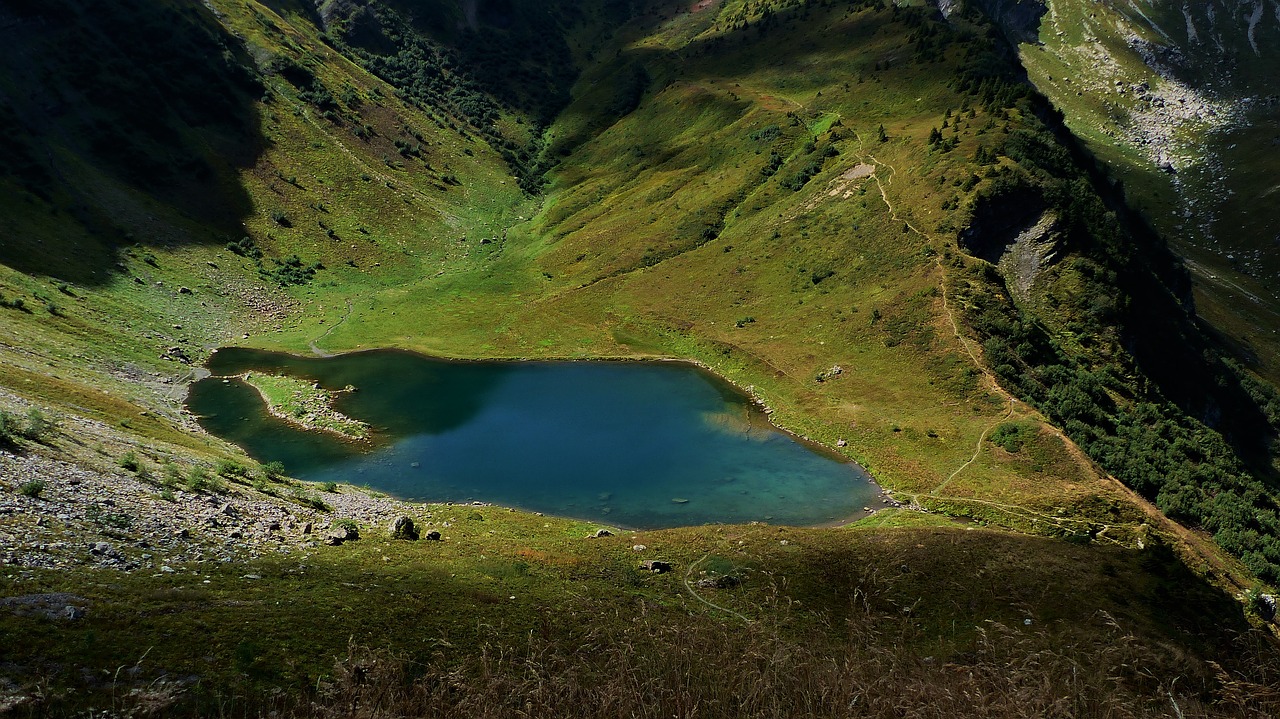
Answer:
[274, 604, 1280, 719]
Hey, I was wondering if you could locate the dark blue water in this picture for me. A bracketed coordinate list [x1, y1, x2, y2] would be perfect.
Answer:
[187, 348, 877, 528]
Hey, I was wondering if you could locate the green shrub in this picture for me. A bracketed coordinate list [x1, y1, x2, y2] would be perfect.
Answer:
[216, 459, 249, 478]
[118, 451, 141, 472]
[162, 462, 183, 487]
[0, 411, 20, 447]
[989, 421, 1035, 453]
[18, 480, 45, 498]
[260, 254, 322, 287]
[261, 461, 286, 480]
[0, 408, 54, 447]
[750, 125, 781, 142]
[86, 504, 132, 529]
[187, 466, 211, 492]
[291, 488, 331, 512]
[226, 236, 263, 259]
[321, 481, 338, 493]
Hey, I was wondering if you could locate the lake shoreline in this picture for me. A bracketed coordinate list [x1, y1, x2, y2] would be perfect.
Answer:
[202, 345, 873, 473]
[192, 347, 882, 529]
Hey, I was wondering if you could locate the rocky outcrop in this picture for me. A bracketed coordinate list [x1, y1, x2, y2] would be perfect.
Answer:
[937, 0, 1048, 43]
[959, 186, 1047, 264]
[997, 211, 1062, 303]
[960, 190, 1061, 302]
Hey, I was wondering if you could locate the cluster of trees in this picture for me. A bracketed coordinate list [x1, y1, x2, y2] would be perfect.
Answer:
[226, 236, 319, 287]
[327, 1, 580, 193]
[965, 273, 1280, 582]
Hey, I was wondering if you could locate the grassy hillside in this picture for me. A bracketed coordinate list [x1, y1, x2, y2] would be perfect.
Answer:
[4, 500, 1277, 717]
[2, 0, 1280, 714]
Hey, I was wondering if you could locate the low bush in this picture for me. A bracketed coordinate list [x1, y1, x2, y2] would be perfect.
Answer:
[118, 451, 141, 472]
[18, 480, 45, 498]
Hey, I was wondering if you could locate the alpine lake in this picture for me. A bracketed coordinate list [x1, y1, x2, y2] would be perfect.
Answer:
[187, 348, 880, 529]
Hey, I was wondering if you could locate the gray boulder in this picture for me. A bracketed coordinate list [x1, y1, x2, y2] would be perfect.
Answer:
[389, 516, 420, 541]
[326, 523, 359, 545]
[640, 560, 673, 574]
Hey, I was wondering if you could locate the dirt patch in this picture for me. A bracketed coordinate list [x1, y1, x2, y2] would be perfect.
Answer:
[691, 0, 721, 13]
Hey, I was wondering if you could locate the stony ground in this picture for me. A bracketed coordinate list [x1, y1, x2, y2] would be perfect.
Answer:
[0, 450, 471, 583]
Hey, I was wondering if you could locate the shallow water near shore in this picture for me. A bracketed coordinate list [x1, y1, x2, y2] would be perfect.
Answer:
[187, 348, 877, 528]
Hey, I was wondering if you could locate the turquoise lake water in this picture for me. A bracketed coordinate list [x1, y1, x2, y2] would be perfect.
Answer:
[186, 348, 878, 528]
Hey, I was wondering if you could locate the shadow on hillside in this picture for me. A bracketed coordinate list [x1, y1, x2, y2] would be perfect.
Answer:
[0, 0, 266, 286]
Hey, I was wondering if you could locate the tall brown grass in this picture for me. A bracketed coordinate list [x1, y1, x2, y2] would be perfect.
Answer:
[288, 603, 1279, 719]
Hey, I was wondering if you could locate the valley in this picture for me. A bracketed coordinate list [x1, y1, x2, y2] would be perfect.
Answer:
[1, 0, 1279, 715]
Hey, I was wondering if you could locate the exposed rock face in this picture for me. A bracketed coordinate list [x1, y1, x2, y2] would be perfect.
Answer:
[998, 211, 1062, 304]
[939, 0, 1049, 43]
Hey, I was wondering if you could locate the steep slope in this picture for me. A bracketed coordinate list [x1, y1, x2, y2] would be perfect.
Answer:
[0, 0, 531, 463]
[964, 0, 1280, 377]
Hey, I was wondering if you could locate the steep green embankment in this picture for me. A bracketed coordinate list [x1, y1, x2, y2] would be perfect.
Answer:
[970, 0, 1280, 376]
[2, 0, 1280, 714]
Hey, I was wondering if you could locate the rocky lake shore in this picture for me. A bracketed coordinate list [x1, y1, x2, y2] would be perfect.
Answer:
[0, 450, 467, 585]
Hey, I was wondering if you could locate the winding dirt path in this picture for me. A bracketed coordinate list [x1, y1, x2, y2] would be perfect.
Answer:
[852, 138, 1021, 495]
[851, 136, 1257, 592]
[309, 299, 353, 357]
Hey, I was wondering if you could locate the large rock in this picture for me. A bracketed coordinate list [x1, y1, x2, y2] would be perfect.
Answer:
[1260, 594, 1278, 622]
[694, 575, 742, 590]
[326, 523, 359, 545]
[424, 530, 442, 541]
[639, 560, 673, 574]
[389, 516, 419, 541]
